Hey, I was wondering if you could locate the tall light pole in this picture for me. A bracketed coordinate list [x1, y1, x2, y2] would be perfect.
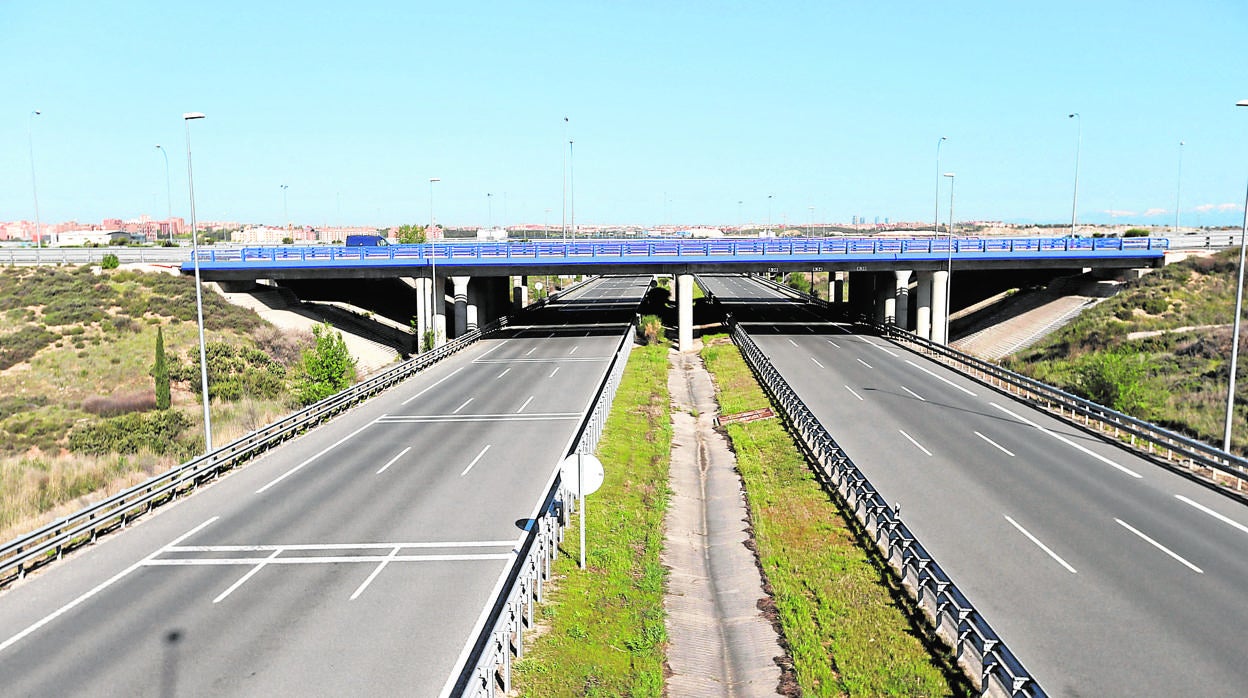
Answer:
[738, 200, 744, 231]
[183, 112, 213, 453]
[487, 192, 493, 230]
[428, 177, 440, 351]
[1069, 113, 1082, 237]
[944, 172, 956, 344]
[562, 116, 569, 243]
[280, 184, 289, 228]
[1175, 140, 1185, 233]
[808, 205, 815, 237]
[935, 136, 947, 236]
[767, 194, 774, 233]
[155, 145, 173, 243]
[1223, 100, 1248, 453]
[568, 139, 575, 240]
[28, 110, 42, 248]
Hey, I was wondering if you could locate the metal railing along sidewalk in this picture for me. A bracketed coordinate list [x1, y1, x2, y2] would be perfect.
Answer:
[727, 316, 1044, 697]
[0, 318, 507, 589]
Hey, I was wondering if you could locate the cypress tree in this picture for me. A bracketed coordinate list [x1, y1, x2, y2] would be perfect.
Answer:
[153, 326, 171, 410]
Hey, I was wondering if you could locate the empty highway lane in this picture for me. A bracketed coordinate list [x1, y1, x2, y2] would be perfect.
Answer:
[702, 273, 1248, 697]
[0, 276, 650, 697]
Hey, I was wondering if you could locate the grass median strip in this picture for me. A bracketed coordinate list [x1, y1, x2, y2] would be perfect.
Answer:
[513, 344, 672, 697]
[701, 335, 969, 697]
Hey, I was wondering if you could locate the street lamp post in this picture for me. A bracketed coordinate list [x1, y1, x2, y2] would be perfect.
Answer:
[568, 140, 575, 240]
[1069, 113, 1082, 237]
[487, 192, 493, 230]
[943, 172, 956, 344]
[562, 116, 569, 243]
[28, 110, 42, 249]
[155, 145, 173, 243]
[767, 194, 774, 233]
[428, 177, 440, 352]
[1223, 100, 1248, 453]
[183, 112, 212, 454]
[281, 184, 289, 228]
[1175, 140, 1185, 234]
[935, 136, 947, 236]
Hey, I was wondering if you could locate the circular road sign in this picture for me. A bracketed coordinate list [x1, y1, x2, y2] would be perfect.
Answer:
[559, 454, 605, 497]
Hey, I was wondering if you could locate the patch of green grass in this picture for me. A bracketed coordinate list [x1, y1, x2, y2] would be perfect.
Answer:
[513, 344, 671, 697]
[701, 335, 967, 697]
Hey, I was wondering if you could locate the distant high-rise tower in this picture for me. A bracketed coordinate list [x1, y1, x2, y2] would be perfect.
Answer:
[852, 215, 858, 226]
[874, 216, 879, 225]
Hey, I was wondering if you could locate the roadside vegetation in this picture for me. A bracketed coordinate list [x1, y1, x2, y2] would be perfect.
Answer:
[513, 344, 671, 697]
[0, 264, 361, 542]
[1005, 249, 1248, 452]
[701, 334, 967, 697]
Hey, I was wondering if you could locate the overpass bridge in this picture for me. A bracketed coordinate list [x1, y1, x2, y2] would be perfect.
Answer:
[182, 236, 1168, 352]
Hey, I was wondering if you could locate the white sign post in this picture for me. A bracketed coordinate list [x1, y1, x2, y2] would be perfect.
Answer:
[559, 453, 604, 570]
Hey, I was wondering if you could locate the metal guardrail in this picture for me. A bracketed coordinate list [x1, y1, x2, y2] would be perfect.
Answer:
[1, 246, 190, 265]
[748, 272, 1248, 492]
[878, 323, 1248, 492]
[0, 317, 508, 589]
[453, 318, 636, 697]
[185, 235, 1170, 267]
[727, 316, 1044, 697]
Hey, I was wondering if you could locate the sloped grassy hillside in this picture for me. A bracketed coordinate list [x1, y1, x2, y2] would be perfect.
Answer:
[0, 264, 309, 539]
[1004, 249, 1246, 452]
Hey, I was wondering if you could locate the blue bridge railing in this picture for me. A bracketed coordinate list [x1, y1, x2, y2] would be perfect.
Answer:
[185, 236, 1169, 269]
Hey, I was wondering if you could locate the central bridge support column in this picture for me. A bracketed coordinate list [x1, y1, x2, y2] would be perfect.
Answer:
[915, 271, 933, 340]
[930, 270, 949, 345]
[894, 269, 912, 330]
[874, 273, 891, 325]
[513, 275, 528, 311]
[452, 276, 470, 338]
[677, 273, 694, 352]
[832, 271, 848, 304]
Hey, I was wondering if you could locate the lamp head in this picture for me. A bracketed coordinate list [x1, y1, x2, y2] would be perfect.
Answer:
[1068, 113, 1079, 119]
[943, 172, 956, 178]
[32, 109, 41, 116]
[1237, 100, 1248, 107]
[183, 112, 206, 121]
[940, 136, 947, 141]
[430, 177, 440, 183]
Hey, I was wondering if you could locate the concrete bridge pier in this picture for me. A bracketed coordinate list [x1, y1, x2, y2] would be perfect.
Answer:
[894, 269, 912, 330]
[848, 272, 875, 320]
[915, 271, 933, 340]
[874, 273, 891, 325]
[452, 276, 470, 337]
[513, 275, 528, 311]
[930, 270, 949, 344]
[677, 273, 694, 352]
[432, 272, 447, 347]
[832, 271, 848, 304]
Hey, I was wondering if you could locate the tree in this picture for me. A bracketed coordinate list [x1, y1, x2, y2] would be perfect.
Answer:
[396, 224, 426, 244]
[295, 323, 357, 405]
[152, 326, 171, 409]
[101, 254, 120, 270]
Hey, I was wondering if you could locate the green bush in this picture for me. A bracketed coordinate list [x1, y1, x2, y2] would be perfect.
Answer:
[101, 254, 120, 270]
[0, 325, 58, 369]
[1123, 228, 1150, 238]
[68, 409, 191, 455]
[1076, 352, 1157, 417]
[295, 324, 357, 405]
[639, 314, 666, 345]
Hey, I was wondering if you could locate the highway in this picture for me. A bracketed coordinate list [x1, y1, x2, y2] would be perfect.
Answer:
[0, 275, 651, 697]
[701, 273, 1248, 696]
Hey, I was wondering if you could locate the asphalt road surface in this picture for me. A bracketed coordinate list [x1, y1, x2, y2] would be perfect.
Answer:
[701, 273, 1248, 697]
[0, 275, 651, 697]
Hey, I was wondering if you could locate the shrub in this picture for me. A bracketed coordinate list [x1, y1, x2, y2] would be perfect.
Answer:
[639, 315, 666, 345]
[295, 323, 357, 405]
[101, 254, 120, 269]
[68, 409, 191, 455]
[252, 325, 313, 366]
[1076, 352, 1156, 418]
[1123, 228, 1150, 238]
[0, 325, 57, 369]
[81, 391, 157, 417]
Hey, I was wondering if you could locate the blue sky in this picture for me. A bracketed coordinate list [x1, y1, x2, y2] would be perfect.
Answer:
[2, 1, 1246, 229]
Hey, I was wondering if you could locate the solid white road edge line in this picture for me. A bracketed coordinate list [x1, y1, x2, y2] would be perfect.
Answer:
[169, 541, 517, 552]
[256, 419, 379, 494]
[899, 429, 933, 456]
[376, 446, 412, 475]
[1115, 518, 1203, 573]
[974, 431, 1016, 457]
[0, 516, 219, 655]
[1175, 494, 1248, 536]
[460, 445, 492, 477]
[990, 402, 1141, 478]
[869, 341, 900, 357]
[214, 548, 283, 603]
[1004, 515, 1077, 574]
